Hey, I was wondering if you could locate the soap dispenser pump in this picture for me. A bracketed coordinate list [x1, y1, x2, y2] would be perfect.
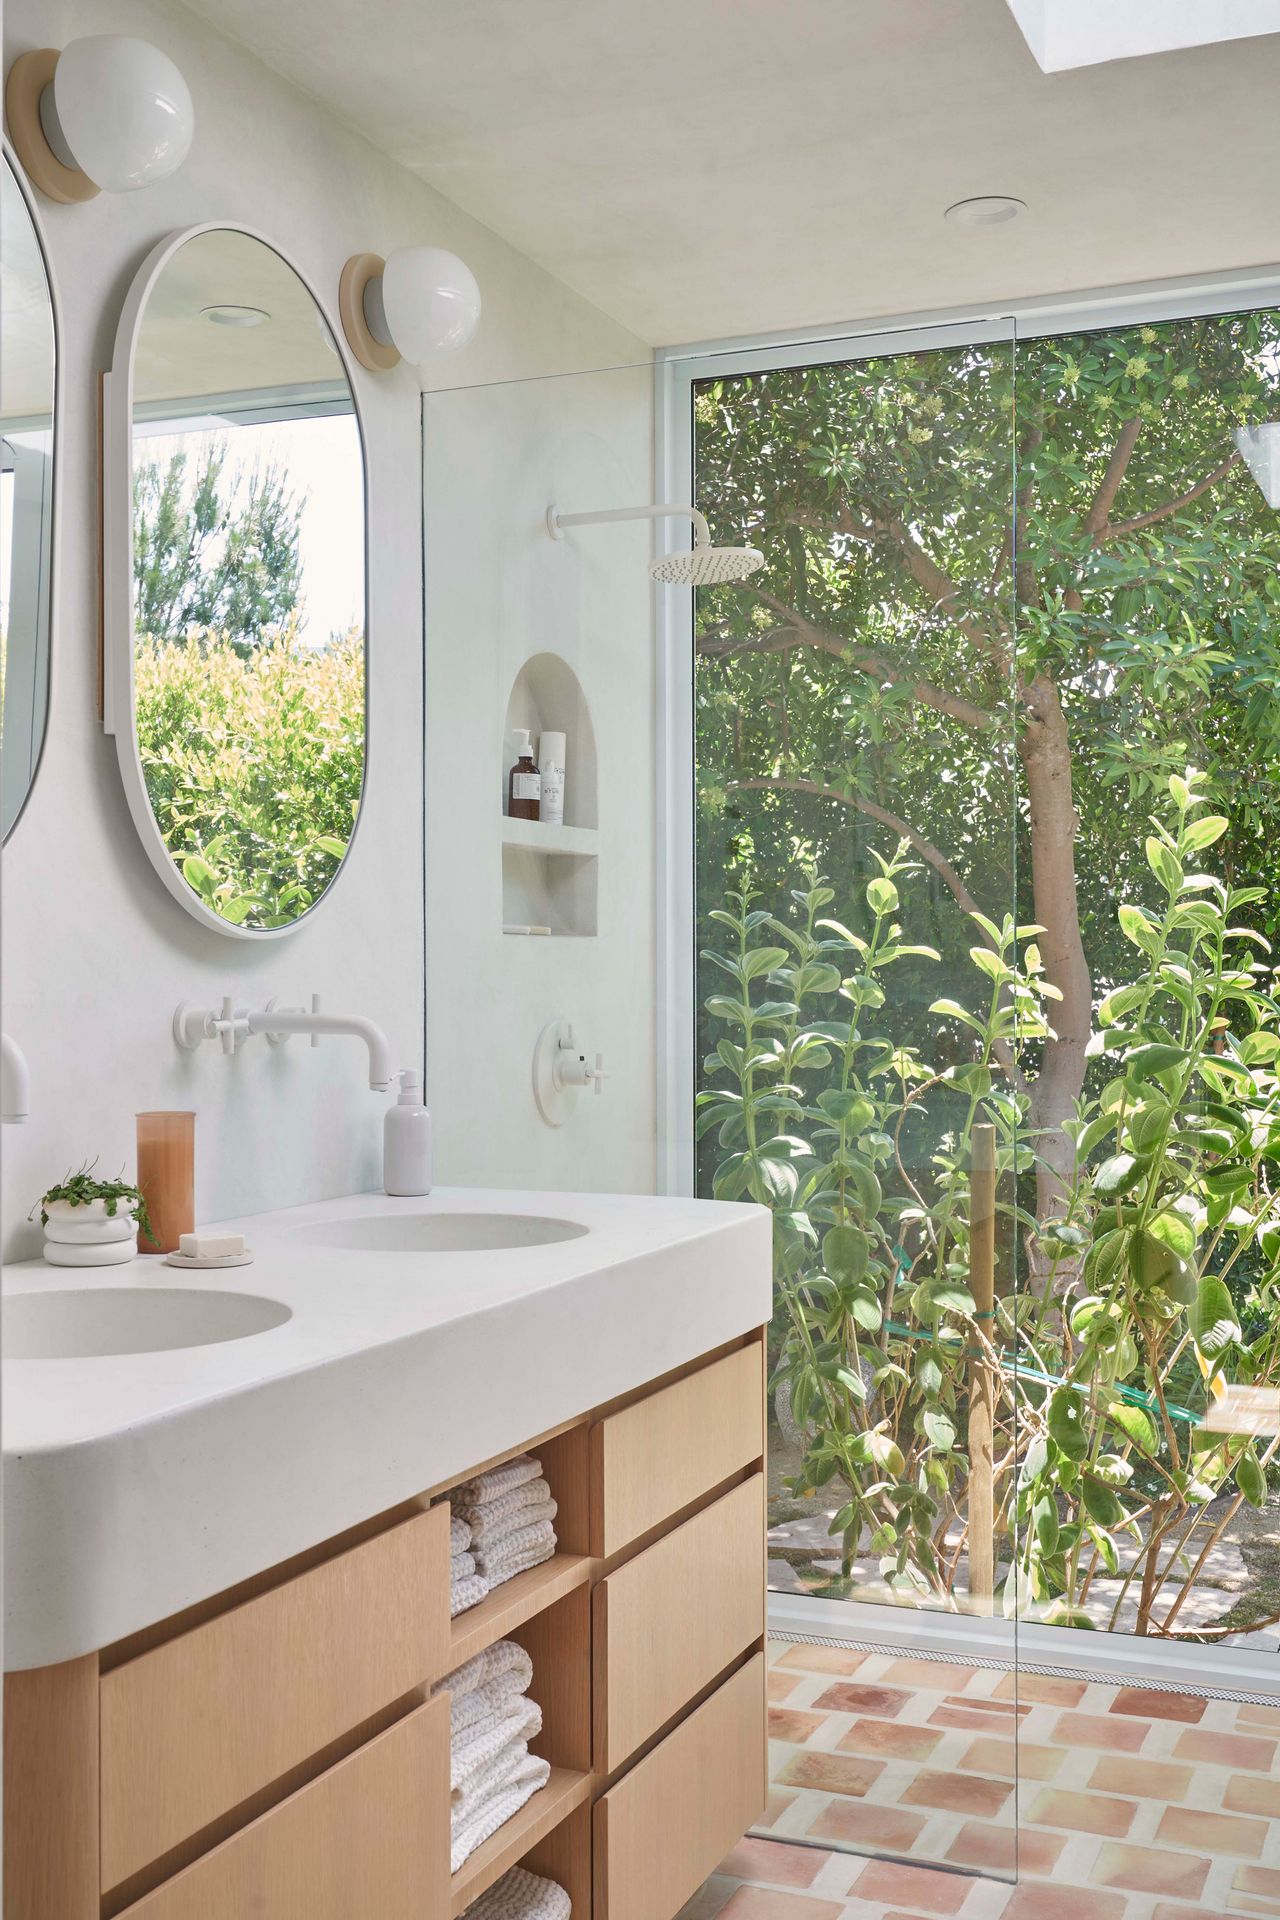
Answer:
[384, 1069, 433, 1196]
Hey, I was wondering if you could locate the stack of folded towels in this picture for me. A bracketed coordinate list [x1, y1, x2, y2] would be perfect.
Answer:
[438, 1640, 550, 1873]
[450, 1514, 488, 1618]
[448, 1454, 558, 1617]
[462, 1864, 571, 1920]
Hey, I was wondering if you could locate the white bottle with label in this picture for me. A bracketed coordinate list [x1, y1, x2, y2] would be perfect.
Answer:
[384, 1068, 433, 1196]
[539, 731, 566, 827]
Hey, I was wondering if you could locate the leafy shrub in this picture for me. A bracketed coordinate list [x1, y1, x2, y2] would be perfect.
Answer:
[699, 773, 1280, 1637]
[133, 623, 364, 928]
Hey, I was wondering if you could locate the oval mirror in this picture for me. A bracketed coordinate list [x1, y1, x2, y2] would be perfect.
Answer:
[1, 151, 57, 841]
[104, 225, 366, 935]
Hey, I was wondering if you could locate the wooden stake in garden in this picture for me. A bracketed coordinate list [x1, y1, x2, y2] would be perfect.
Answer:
[968, 1122, 997, 1611]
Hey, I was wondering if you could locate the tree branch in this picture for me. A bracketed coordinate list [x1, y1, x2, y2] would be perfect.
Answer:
[701, 590, 997, 734]
[1102, 450, 1243, 540]
[726, 774, 1028, 1092]
[1064, 417, 1143, 613]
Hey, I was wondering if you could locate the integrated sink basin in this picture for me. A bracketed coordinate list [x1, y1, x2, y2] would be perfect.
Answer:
[288, 1211, 590, 1254]
[2, 1287, 293, 1359]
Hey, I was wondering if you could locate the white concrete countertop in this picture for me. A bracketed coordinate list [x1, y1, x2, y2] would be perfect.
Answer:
[2, 1187, 771, 1671]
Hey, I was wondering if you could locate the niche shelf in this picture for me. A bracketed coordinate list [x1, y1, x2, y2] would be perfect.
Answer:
[502, 652, 598, 938]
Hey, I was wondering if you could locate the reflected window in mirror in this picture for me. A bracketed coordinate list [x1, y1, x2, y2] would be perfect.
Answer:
[128, 228, 366, 932]
[1, 155, 57, 841]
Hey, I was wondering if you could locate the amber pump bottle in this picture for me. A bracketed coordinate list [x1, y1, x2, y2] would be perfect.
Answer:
[508, 729, 542, 821]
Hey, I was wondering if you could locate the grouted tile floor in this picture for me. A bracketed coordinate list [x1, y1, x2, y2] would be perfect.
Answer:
[676, 1638, 1280, 1920]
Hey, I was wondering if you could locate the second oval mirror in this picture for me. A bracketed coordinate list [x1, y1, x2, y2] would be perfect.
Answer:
[105, 225, 366, 935]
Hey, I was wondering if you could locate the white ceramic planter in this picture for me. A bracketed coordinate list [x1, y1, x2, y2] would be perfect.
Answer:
[42, 1198, 138, 1267]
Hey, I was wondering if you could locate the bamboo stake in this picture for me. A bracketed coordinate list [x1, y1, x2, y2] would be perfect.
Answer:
[967, 1122, 997, 1610]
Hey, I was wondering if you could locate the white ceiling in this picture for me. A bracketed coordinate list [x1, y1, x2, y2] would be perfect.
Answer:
[189, 0, 1280, 346]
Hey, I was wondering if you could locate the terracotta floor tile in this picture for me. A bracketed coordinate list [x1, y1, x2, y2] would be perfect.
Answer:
[942, 1692, 1018, 1717]
[1091, 1842, 1211, 1900]
[769, 1671, 802, 1703]
[775, 1644, 870, 1677]
[1108, 1687, 1207, 1724]
[1028, 1787, 1137, 1837]
[804, 1798, 926, 1855]
[946, 1822, 1065, 1877]
[957, 1736, 1062, 1781]
[1235, 1702, 1280, 1732]
[1173, 1727, 1277, 1772]
[993, 1671, 1087, 1708]
[776, 1749, 884, 1798]
[719, 1840, 832, 1889]
[758, 1789, 799, 1830]
[901, 1770, 1013, 1818]
[717, 1889, 844, 1920]
[1088, 1754, 1192, 1801]
[1230, 1899, 1280, 1919]
[675, 1874, 739, 1920]
[836, 1717, 943, 1762]
[1225, 1773, 1280, 1818]
[1055, 1710, 1149, 1753]
[1235, 1865, 1280, 1897]
[1155, 1803, 1266, 1856]
[812, 1681, 911, 1718]
[769, 1707, 826, 1744]
[879, 1657, 978, 1690]
[1152, 1907, 1245, 1920]
[929, 1705, 1023, 1734]
[1002, 1887, 1126, 1920]
[849, 1860, 974, 1915]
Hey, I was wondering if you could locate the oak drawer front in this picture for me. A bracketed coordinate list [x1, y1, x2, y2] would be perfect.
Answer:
[594, 1475, 764, 1772]
[594, 1655, 765, 1920]
[116, 1696, 449, 1920]
[101, 1504, 449, 1890]
[590, 1342, 763, 1557]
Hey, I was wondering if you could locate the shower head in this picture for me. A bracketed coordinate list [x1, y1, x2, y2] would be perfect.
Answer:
[547, 501, 764, 588]
[649, 543, 765, 586]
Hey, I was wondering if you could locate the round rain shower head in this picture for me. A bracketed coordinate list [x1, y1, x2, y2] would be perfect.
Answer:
[650, 544, 765, 587]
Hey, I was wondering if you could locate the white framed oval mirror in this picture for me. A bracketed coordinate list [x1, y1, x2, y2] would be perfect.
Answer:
[1, 146, 58, 842]
[103, 224, 367, 937]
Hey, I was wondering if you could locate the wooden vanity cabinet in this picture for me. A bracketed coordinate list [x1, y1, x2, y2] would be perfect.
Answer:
[4, 1330, 767, 1920]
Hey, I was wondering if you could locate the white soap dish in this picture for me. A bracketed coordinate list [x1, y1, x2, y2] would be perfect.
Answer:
[165, 1249, 255, 1270]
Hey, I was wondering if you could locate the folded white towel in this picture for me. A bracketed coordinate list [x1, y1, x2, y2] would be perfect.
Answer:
[450, 1514, 473, 1554]
[462, 1865, 571, 1920]
[474, 1517, 557, 1580]
[452, 1695, 542, 1796]
[459, 1477, 553, 1531]
[439, 1639, 533, 1703]
[449, 1573, 491, 1618]
[468, 1492, 557, 1546]
[455, 1455, 542, 1507]
[450, 1669, 533, 1737]
[452, 1550, 477, 1582]
[450, 1752, 550, 1873]
[477, 1537, 557, 1590]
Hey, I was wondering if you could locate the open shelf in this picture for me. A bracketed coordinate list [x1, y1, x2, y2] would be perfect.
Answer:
[501, 818, 599, 858]
[450, 1767, 593, 1917]
[448, 1553, 594, 1669]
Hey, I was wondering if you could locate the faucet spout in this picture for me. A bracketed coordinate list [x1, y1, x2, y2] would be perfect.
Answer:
[2, 1032, 30, 1123]
[247, 1007, 395, 1091]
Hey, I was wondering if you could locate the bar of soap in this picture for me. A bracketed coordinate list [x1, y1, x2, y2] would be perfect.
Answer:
[178, 1231, 246, 1260]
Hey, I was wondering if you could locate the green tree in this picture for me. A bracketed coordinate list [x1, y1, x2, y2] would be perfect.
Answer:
[695, 310, 1280, 1273]
[133, 440, 304, 655]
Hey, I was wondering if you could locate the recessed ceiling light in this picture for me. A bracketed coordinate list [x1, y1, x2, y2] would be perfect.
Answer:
[944, 197, 1026, 227]
[200, 304, 271, 327]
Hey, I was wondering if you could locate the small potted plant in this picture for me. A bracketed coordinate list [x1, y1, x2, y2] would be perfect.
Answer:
[31, 1165, 156, 1267]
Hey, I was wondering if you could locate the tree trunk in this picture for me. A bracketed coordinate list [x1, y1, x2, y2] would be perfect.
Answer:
[1020, 674, 1092, 1280]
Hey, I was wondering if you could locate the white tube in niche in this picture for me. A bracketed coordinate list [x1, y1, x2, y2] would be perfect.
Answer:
[539, 732, 566, 827]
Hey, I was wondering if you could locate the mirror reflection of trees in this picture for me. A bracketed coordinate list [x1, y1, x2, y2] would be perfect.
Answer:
[694, 311, 1280, 1641]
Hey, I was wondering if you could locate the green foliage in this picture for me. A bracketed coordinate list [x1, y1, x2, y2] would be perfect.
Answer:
[134, 443, 304, 656]
[32, 1164, 156, 1251]
[701, 776, 1280, 1635]
[134, 625, 364, 928]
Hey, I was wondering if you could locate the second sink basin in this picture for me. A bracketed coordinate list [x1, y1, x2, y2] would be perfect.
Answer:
[4, 1287, 293, 1359]
[288, 1211, 590, 1254]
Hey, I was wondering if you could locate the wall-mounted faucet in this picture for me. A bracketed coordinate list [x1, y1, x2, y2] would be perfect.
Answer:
[1, 1032, 30, 1123]
[173, 995, 395, 1091]
[532, 1018, 608, 1126]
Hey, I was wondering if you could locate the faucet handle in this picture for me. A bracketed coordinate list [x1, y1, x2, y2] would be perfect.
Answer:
[591, 1052, 609, 1096]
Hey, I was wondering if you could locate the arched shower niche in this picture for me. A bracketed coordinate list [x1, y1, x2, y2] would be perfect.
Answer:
[501, 652, 598, 937]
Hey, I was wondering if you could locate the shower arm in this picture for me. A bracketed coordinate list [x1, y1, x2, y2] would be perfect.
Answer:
[546, 502, 712, 549]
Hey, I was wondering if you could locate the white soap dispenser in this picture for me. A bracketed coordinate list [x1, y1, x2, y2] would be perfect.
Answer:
[384, 1068, 433, 1196]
